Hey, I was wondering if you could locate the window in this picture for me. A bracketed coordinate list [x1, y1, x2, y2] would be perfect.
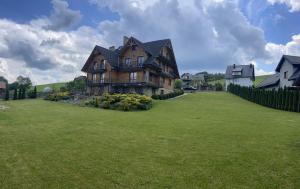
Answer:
[137, 56, 144, 66]
[100, 73, 105, 83]
[284, 71, 288, 79]
[130, 72, 137, 82]
[168, 79, 172, 86]
[125, 58, 131, 65]
[100, 60, 106, 69]
[132, 45, 137, 51]
[232, 71, 242, 76]
[92, 74, 97, 82]
[94, 62, 100, 70]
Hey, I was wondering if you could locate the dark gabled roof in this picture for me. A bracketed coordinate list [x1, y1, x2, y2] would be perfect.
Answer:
[257, 73, 280, 88]
[275, 55, 300, 72]
[225, 64, 255, 80]
[289, 67, 300, 81]
[81, 45, 119, 72]
[143, 39, 170, 56]
[81, 37, 179, 78]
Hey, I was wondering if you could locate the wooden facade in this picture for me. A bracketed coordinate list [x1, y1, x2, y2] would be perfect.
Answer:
[81, 36, 180, 96]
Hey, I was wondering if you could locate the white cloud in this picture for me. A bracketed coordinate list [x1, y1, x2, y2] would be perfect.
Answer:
[1, 0, 288, 84]
[265, 34, 300, 64]
[267, 0, 300, 12]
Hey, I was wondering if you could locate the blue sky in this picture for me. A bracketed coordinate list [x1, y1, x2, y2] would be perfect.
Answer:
[0, 0, 300, 84]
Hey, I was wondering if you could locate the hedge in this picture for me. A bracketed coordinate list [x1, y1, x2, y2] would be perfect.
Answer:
[152, 89, 184, 100]
[227, 84, 300, 112]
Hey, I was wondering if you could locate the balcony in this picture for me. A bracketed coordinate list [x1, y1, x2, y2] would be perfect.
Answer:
[116, 61, 144, 72]
[111, 79, 161, 88]
[87, 79, 110, 87]
[88, 65, 106, 73]
[87, 78, 162, 88]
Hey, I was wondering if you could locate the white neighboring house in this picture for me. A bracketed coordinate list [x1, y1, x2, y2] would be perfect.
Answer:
[225, 64, 255, 90]
[257, 55, 300, 90]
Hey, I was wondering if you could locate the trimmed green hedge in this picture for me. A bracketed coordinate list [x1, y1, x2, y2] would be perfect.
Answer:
[228, 84, 300, 112]
[85, 93, 153, 111]
[152, 90, 184, 100]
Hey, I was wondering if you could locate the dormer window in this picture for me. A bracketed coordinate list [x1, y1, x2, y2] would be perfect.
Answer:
[232, 67, 242, 76]
[232, 71, 242, 76]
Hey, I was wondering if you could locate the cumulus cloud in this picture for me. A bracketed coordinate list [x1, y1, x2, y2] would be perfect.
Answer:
[267, 0, 300, 12]
[1, 0, 291, 84]
[0, 18, 106, 84]
[265, 34, 300, 64]
[92, 0, 270, 72]
[31, 0, 82, 31]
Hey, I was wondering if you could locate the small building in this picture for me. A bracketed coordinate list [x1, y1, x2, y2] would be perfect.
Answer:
[181, 72, 206, 90]
[81, 36, 180, 96]
[225, 64, 255, 90]
[257, 55, 300, 90]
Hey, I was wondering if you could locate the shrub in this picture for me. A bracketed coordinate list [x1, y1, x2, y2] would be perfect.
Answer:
[87, 93, 152, 111]
[152, 89, 184, 100]
[27, 86, 37, 99]
[215, 82, 223, 91]
[44, 92, 71, 101]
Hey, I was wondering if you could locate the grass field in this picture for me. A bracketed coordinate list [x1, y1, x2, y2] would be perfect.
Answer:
[208, 75, 271, 87]
[1, 93, 300, 188]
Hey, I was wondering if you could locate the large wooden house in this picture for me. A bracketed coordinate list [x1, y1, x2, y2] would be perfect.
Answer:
[81, 36, 180, 96]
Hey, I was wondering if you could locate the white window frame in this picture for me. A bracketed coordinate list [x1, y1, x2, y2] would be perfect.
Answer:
[137, 56, 144, 66]
[130, 72, 137, 82]
[100, 73, 105, 83]
[125, 58, 131, 65]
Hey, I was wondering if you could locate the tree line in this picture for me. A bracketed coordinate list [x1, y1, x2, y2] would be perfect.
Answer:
[227, 84, 300, 113]
[2, 76, 37, 101]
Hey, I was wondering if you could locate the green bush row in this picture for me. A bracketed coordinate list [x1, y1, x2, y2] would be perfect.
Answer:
[228, 84, 300, 112]
[152, 90, 184, 100]
[85, 93, 153, 111]
[44, 92, 71, 101]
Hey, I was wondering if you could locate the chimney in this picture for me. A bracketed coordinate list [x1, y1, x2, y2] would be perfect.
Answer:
[250, 63, 253, 68]
[109, 46, 115, 51]
[123, 36, 129, 45]
[233, 64, 236, 68]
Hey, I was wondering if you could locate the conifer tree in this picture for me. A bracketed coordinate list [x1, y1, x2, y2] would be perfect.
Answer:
[33, 86, 37, 98]
[13, 88, 17, 100]
[4, 88, 9, 101]
[18, 88, 22, 99]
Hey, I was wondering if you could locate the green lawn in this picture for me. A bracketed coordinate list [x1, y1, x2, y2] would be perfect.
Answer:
[0, 93, 300, 188]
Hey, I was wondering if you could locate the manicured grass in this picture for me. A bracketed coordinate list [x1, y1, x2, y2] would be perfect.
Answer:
[0, 93, 300, 188]
[34, 82, 67, 92]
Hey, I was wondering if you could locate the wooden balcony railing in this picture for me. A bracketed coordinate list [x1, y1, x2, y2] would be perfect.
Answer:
[88, 65, 106, 73]
[87, 78, 162, 88]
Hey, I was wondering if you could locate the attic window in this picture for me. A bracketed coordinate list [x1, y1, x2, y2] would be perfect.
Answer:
[232, 71, 242, 76]
[132, 45, 137, 51]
